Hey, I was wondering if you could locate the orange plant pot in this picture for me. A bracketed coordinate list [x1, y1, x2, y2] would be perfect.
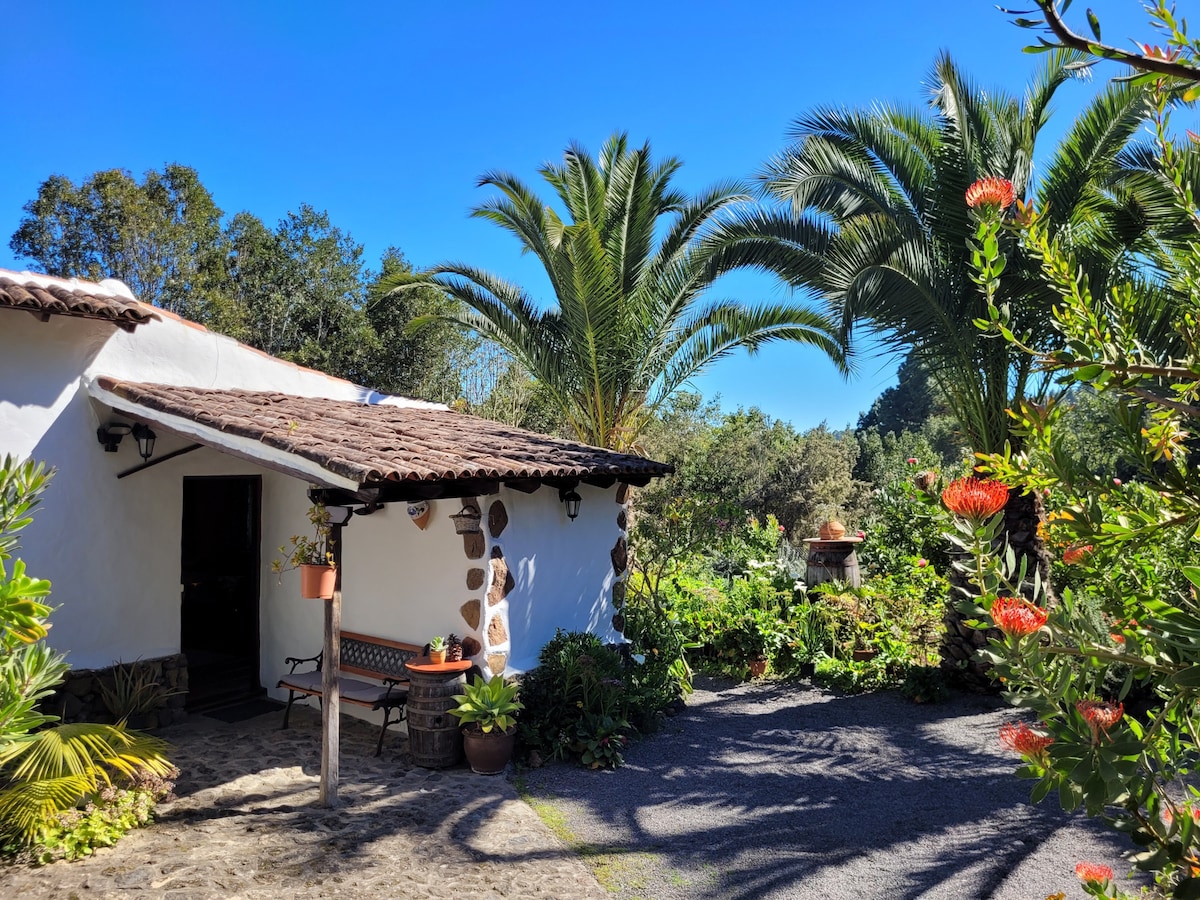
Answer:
[299, 564, 336, 600]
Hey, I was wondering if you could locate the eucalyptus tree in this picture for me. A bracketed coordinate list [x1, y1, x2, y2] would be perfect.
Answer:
[389, 132, 847, 451]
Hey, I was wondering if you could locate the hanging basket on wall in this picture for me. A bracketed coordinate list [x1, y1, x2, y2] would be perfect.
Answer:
[299, 564, 337, 600]
[450, 507, 483, 534]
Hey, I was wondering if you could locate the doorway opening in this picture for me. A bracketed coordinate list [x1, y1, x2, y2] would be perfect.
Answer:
[181, 475, 263, 711]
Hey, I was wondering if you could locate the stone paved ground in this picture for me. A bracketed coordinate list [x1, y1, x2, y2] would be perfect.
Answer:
[5, 705, 607, 899]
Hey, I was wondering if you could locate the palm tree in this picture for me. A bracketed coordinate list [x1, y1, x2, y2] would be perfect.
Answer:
[736, 52, 1157, 679]
[389, 132, 847, 451]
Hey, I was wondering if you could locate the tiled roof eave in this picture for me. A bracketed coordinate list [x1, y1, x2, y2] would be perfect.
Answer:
[87, 377, 672, 492]
[0, 275, 158, 328]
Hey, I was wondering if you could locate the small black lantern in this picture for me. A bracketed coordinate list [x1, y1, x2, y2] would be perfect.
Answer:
[559, 489, 582, 521]
[131, 423, 157, 461]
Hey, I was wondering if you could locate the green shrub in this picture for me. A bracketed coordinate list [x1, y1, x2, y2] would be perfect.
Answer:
[33, 766, 178, 864]
[517, 631, 634, 768]
[0, 456, 174, 856]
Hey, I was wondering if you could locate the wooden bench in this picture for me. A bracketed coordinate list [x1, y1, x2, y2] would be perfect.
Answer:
[277, 631, 423, 756]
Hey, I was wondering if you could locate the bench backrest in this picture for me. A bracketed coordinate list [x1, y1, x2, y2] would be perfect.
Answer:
[340, 631, 423, 681]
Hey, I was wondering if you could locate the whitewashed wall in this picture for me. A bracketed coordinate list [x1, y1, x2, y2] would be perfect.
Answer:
[496, 484, 622, 673]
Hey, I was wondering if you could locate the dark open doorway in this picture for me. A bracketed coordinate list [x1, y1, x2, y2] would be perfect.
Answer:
[181, 475, 263, 711]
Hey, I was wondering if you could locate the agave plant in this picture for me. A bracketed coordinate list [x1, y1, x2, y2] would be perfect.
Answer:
[448, 675, 523, 734]
[0, 455, 173, 849]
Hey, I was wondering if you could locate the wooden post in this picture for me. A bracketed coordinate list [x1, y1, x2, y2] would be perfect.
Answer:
[318, 522, 343, 808]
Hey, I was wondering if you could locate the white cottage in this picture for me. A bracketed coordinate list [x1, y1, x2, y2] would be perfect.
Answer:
[0, 268, 669, 725]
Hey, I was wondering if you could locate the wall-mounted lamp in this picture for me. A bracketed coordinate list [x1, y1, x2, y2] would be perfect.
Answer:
[559, 488, 582, 521]
[96, 422, 132, 452]
[131, 423, 157, 461]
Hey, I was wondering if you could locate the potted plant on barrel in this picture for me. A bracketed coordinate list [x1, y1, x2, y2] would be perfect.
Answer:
[448, 675, 523, 775]
[272, 504, 336, 599]
[427, 635, 447, 665]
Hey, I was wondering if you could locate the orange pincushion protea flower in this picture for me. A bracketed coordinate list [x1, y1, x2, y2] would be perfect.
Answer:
[999, 722, 1052, 757]
[1077, 699, 1123, 742]
[1061, 545, 1093, 565]
[965, 177, 1015, 210]
[1074, 862, 1113, 885]
[991, 597, 1048, 636]
[942, 477, 1009, 521]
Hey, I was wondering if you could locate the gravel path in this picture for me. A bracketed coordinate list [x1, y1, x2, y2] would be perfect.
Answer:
[519, 678, 1149, 900]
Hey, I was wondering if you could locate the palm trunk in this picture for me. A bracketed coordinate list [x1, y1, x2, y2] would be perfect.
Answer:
[940, 488, 1053, 690]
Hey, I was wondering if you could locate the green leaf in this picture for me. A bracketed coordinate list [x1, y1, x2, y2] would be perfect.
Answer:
[1074, 364, 1106, 381]
[1168, 666, 1200, 688]
[1031, 777, 1053, 804]
[1182, 567, 1200, 591]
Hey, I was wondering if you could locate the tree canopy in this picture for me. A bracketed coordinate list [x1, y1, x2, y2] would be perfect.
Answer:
[9, 166, 470, 404]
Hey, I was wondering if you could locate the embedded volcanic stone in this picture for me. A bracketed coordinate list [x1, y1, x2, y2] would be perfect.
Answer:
[463, 532, 485, 559]
[616, 483, 631, 505]
[488, 553, 515, 606]
[611, 536, 628, 576]
[488, 615, 508, 646]
[487, 652, 508, 676]
[466, 568, 486, 591]
[488, 500, 508, 538]
[460, 600, 481, 631]
[461, 635, 482, 657]
[617, 509, 627, 531]
[612, 613, 625, 633]
[612, 580, 626, 609]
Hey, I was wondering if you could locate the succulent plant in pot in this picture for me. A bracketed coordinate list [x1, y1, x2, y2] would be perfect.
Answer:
[449, 675, 523, 775]
[428, 635, 447, 665]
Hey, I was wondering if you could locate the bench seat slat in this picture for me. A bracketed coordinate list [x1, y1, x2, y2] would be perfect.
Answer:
[277, 670, 403, 707]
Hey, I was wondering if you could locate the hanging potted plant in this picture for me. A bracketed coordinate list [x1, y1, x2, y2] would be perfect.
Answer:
[448, 675, 523, 775]
[272, 504, 336, 599]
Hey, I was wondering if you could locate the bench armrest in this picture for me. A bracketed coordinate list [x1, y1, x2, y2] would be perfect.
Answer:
[284, 651, 323, 674]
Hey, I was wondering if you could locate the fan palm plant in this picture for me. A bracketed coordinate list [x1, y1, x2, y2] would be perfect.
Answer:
[386, 132, 848, 451]
[0, 456, 172, 851]
[730, 52, 1158, 679]
[752, 51, 1155, 458]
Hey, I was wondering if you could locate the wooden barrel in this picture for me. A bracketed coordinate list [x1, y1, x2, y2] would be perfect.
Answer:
[804, 539, 862, 588]
[405, 668, 466, 768]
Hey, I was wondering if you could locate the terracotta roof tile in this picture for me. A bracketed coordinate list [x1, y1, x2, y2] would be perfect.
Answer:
[94, 378, 672, 486]
[0, 271, 158, 329]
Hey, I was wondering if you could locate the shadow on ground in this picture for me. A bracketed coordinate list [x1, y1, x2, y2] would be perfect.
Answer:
[519, 678, 1144, 900]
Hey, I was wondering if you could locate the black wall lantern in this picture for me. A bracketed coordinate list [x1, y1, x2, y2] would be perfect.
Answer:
[131, 423, 157, 461]
[559, 488, 582, 521]
[96, 422, 132, 452]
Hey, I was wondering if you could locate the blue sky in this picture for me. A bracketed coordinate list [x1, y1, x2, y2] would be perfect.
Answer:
[1, 1, 1154, 431]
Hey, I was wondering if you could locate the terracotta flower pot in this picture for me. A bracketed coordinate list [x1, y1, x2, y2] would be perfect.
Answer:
[818, 520, 847, 541]
[462, 725, 517, 775]
[428, 649, 447, 665]
[299, 564, 336, 600]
